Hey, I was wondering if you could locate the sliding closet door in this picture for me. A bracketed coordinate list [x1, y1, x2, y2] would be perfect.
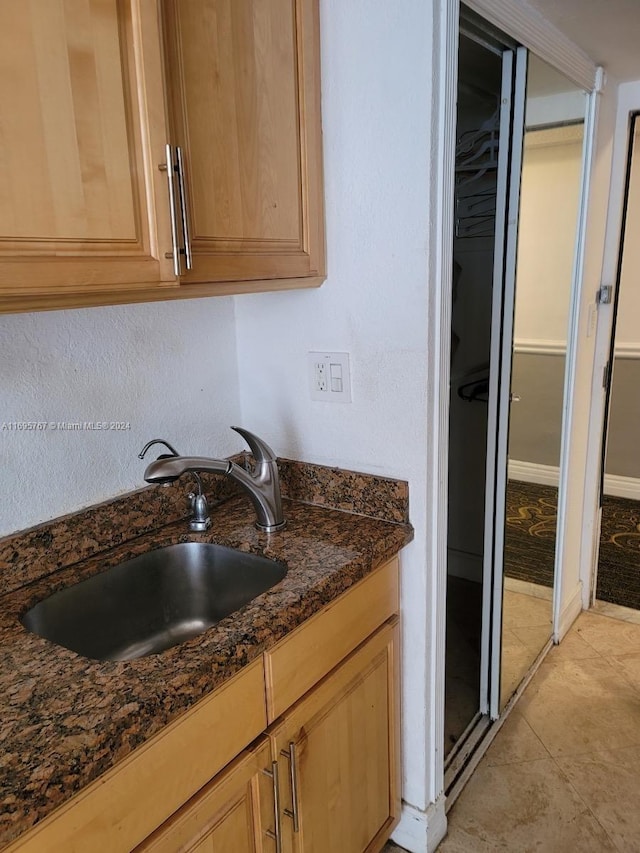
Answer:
[480, 47, 528, 720]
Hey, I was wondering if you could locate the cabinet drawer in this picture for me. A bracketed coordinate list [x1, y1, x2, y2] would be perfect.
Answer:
[264, 557, 399, 722]
[7, 659, 267, 853]
[135, 737, 274, 853]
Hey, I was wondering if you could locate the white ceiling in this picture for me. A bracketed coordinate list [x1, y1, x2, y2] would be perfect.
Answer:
[526, 0, 640, 82]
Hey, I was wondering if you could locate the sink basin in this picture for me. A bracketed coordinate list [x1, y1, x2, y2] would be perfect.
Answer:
[21, 543, 287, 661]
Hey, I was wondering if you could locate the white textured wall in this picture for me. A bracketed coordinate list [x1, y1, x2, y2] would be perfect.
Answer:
[234, 0, 433, 814]
[0, 298, 241, 536]
[513, 132, 584, 344]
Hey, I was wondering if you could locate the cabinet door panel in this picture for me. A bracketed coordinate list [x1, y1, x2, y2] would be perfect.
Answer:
[136, 737, 276, 853]
[0, 0, 135, 242]
[162, 0, 324, 283]
[271, 620, 400, 853]
[265, 558, 399, 722]
[0, 0, 175, 298]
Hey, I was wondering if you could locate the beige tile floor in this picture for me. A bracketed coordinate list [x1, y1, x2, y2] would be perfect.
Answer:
[385, 608, 640, 852]
[500, 584, 553, 707]
[445, 579, 552, 757]
[439, 609, 640, 852]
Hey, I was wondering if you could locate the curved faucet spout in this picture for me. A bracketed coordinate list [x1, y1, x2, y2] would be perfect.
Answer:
[141, 427, 286, 533]
[143, 456, 232, 484]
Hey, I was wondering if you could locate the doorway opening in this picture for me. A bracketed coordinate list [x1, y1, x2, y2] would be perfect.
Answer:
[594, 113, 640, 616]
[444, 5, 589, 787]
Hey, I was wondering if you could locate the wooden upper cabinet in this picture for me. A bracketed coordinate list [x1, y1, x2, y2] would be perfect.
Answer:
[0, 0, 175, 304]
[161, 0, 325, 285]
[0, 0, 324, 312]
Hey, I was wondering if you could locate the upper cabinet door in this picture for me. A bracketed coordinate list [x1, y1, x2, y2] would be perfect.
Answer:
[161, 0, 325, 285]
[0, 0, 175, 306]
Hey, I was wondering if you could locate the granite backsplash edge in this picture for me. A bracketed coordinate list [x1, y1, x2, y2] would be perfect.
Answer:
[0, 457, 409, 595]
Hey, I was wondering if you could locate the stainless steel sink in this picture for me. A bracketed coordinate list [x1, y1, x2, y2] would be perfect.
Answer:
[21, 543, 287, 661]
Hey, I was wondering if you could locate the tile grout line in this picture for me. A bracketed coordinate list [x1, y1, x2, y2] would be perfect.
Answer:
[602, 653, 640, 700]
[547, 753, 625, 853]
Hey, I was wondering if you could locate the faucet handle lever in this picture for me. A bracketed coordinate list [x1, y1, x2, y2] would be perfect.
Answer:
[231, 426, 277, 464]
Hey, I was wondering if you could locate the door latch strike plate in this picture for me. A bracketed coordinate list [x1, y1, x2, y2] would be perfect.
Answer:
[597, 285, 613, 304]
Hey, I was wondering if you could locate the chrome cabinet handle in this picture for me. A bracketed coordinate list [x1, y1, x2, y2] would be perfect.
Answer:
[262, 760, 282, 853]
[159, 143, 181, 277]
[175, 146, 193, 270]
[280, 742, 300, 833]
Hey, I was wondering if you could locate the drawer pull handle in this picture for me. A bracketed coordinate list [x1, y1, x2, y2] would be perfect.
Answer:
[280, 742, 300, 832]
[262, 761, 282, 853]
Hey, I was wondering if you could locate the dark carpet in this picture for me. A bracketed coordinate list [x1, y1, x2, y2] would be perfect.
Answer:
[504, 480, 640, 610]
[596, 494, 640, 610]
[504, 480, 558, 588]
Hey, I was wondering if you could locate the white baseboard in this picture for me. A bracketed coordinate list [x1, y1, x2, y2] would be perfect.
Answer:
[602, 473, 640, 500]
[392, 796, 447, 853]
[555, 581, 583, 642]
[504, 576, 553, 601]
[508, 460, 640, 501]
[508, 459, 560, 486]
[447, 547, 482, 583]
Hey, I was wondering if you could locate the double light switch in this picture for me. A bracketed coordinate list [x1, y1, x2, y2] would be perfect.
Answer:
[308, 352, 352, 402]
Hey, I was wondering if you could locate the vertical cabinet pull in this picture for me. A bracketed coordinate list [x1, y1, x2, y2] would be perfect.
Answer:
[175, 146, 193, 270]
[262, 761, 282, 853]
[280, 742, 300, 833]
[158, 144, 193, 276]
[159, 143, 182, 277]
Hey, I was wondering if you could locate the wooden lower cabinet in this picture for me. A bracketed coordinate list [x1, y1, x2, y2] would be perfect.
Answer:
[135, 737, 277, 853]
[136, 617, 400, 853]
[269, 619, 400, 853]
[5, 560, 400, 853]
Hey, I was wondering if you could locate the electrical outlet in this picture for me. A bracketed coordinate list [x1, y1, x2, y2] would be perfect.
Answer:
[308, 352, 352, 402]
[315, 361, 327, 392]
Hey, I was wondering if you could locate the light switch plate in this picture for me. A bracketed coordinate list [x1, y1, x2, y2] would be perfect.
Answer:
[308, 352, 352, 402]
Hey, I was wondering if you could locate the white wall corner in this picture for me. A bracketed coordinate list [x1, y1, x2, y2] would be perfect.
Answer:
[392, 796, 448, 853]
[555, 580, 583, 642]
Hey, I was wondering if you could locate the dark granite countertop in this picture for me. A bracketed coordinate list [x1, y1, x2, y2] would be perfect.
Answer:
[0, 475, 412, 848]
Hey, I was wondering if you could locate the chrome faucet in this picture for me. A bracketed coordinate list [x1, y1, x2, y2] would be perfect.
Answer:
[139, 427, 286, 533]
[138, 439, 212, 532]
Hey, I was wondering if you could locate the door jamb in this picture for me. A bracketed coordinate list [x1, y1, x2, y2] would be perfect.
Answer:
[579, 86, 640, 607]
[551, 87, 600, 637]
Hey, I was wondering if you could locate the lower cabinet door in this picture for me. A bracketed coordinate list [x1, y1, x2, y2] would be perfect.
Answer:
[269, 619, 400, 853]
[135, 737, 277, 853]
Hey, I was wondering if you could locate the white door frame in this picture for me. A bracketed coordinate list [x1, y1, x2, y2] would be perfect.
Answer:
[479, 47, 516, 719]
[426, 0, 599, 812]
[580, 84, 640, 607]
[490, 46, 528, 717]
